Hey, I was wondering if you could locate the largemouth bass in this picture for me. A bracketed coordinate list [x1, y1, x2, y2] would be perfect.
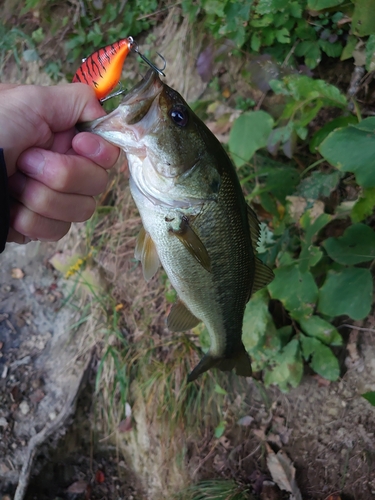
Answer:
[80, 69, 274, 381]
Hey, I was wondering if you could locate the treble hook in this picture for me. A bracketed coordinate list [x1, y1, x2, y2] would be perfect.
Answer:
[130, 40, 166, 77]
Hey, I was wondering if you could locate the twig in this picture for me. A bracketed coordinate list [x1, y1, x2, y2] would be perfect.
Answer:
[338, 324, 375, 333]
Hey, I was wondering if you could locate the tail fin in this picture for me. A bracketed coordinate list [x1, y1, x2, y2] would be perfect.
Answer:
[187, 344, 252, 382]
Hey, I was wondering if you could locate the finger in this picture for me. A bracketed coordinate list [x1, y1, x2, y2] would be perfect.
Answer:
[8, 172, 96, 222]
[72, 132, 120, 169]
[50, 129, 76, 154]
[7, 227, 32, 244]
[10, 200, 71, 241]
[17, 148, 109, 195]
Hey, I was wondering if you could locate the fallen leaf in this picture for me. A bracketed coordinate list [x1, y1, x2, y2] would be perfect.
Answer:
[66, 480, 88, 494]
[95, 470, 105, 484]
[118, 416, 132, 433]
[260, 480, 280, 500]
[11, 268, 24, 279]
[312, 374, 331, 387]
[266, 444, 302, 500]
[237, 415, 254, 426]
[29, 389, 45, 404]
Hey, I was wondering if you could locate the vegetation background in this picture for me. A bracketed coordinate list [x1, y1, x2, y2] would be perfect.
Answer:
[1, 0, 375, 499]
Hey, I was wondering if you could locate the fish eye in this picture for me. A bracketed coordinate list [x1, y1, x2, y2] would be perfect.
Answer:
[169, 105, 189, 127]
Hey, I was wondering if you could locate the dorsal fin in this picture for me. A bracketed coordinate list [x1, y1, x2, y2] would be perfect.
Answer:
[247, 205, 261, 250]
[167, 300, 201, 332]
[252, 257, 274, 295]
[134, 227, 160, 282]
[169, 216, 211, 273]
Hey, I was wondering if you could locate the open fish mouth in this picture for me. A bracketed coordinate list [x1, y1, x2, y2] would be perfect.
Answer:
[78, 69, 163, 134]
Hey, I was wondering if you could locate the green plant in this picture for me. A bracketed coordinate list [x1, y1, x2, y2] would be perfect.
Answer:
[223, 72, 375, 391]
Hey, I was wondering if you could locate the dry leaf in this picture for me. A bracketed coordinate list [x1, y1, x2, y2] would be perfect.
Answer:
[266, 444, 302, 500]
[66, 480, 88, 494]
[11, 268, 24, 279]
[237, 415, 254, 426]
[118, 416, 132, 433]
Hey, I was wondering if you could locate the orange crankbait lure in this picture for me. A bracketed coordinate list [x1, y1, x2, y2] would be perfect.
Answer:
[73, 36, 134, 101]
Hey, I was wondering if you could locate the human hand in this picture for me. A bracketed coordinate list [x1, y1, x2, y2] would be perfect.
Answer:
[0, 84, 120, 244]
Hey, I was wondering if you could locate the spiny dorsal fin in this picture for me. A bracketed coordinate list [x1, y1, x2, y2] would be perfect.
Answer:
[252, 257, 274, 295]
[170, 216, 211, 273]
[167, 300, 201, 332]
[247, 205, 261, 251]
[134, 227, 160, 282]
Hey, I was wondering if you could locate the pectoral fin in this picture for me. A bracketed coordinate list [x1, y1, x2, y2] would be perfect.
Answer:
[170, 216, 211, 272]
[135, 226, 160, 282]
[167, 300, 200, 332]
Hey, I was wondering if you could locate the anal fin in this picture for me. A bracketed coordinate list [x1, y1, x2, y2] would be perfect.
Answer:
[167, 300, 200, 332]
[134, 226, 160, 282]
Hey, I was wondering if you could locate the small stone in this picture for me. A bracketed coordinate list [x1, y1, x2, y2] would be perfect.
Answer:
[19, 400, 30, 415]
[0, 417, 8, 429]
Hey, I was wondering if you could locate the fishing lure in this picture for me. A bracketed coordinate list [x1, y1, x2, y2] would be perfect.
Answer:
[73, 37, 134, 101]
[73, 36, 166, 102]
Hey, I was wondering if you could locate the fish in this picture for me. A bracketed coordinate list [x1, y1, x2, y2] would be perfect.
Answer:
[79, 69, 274, 381]
[73, 37, 134, 101]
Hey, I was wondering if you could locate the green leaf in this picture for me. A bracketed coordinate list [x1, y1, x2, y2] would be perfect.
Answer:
[299, 315, 342, 345]
[228, 111, 274, 168]
[341, 35, 358, 61]
[214, 384, 227, 395]
[276, 27, 290, 43]
[268, 264, 318, 319]
[214, 421, 226, 438]
[297, 171, 341, 200]
[307, 0, 343, 9]
[318, 267, 373, 320]
[351, 188, 375, 223]
[322, 223, 375, 265]
[352, 0, 375, 37]
[263, 339, 303, 391]
[309, 116, 358, 153]
[362, 391, 375, 406]
[265, 167, 300, 202]
[319, 119, 375, 188]
[300, 335, 340, 381]
[365, 34, 375, 71]
[319, 40, 343, 58]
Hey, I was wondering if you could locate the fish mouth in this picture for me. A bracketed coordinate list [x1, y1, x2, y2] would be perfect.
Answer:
[78, 69, 163, 146]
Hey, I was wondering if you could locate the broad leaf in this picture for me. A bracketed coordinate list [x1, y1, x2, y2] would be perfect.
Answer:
[362, 391, 375, 406]
[299, 315, 342, 345]
[263, 339, 303, 391]
[318, 267, 373, 320]
[297, 171, 341, 200]
[307, 0, 343, 9]
[319, 120, 375, 188]
[268, 264, 318, 319]
[309, 116, 357, 153]
[351, 188, 375, 223]
[322, 223, 375, 265]
[242, 290, 278, 351]
[229, 111, 274, 168]
[352, 0, 375, 37]
[300, 335, 340, 381]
